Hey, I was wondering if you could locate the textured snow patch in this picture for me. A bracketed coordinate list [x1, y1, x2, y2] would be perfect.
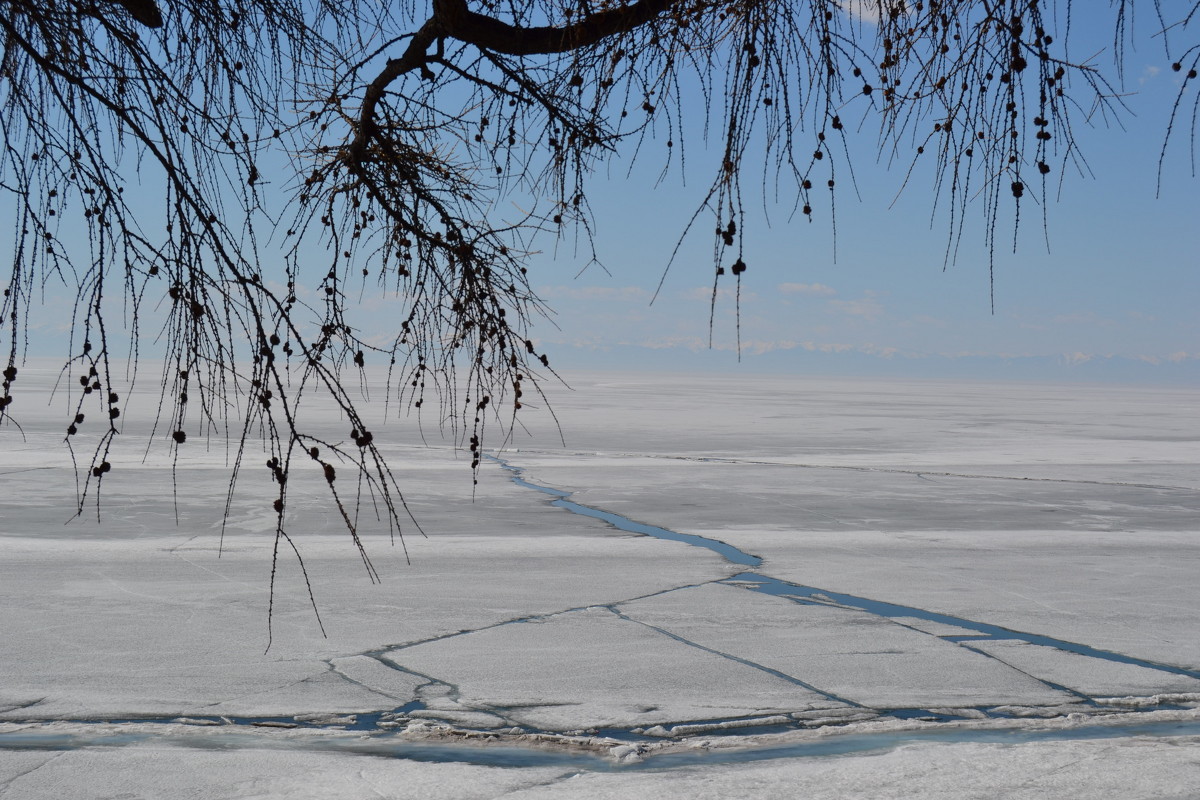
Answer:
[1097, 693, 1200, 708]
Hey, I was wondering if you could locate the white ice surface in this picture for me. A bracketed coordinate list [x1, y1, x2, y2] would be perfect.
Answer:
[498, 734, 1200, 799]
[518, 373, 1200, 482]
[506, 374, 1200, 679]
[0, 529, 729, 718]
[692, 526, 1200, 671]
[619, 583, 1072, 708]
[966, 639, 1200, 697]
[383, 605, 844, 730]
[3, 733, 1200, 799]
[0, 746, 568, 800]
[2, 365, 1199, 796]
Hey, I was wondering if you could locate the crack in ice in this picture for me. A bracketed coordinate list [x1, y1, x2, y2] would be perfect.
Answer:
[493, 454, 1200, 716]
[0, 751, 65, 797]
[501, 448, 1198, 493]
[726, 573, 1200, 683]
[487, 455, 762, 567]
[605, 606, 863, 708]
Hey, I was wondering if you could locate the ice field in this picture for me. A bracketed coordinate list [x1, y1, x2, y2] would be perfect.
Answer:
[2, 365, 1199, 797]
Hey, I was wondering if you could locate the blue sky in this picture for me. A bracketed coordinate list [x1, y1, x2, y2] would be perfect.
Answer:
[517, 9, 1200, 384]
[5, 5, 1198, 385]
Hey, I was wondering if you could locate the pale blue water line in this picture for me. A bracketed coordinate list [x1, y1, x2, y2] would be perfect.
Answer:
[489, 455, 763, 567]
[3, 717, 1200, 769]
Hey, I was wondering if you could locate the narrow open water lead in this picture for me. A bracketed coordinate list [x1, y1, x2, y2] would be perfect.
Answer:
[492, 454, 1200, 694]
[487, 454, 763, 567]
[726, 573, 1200, 681]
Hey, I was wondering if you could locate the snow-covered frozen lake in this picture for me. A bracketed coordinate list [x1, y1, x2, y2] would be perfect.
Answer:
[2, 366, 1198, 797]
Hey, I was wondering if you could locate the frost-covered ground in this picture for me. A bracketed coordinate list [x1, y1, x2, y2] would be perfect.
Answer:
[2, 366, 1199, 797]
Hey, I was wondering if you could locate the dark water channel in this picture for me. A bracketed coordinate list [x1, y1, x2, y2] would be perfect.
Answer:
[500, 460, 762, 567]
[489, 456, 1200, 726]
[493, 456, 1200, 684]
